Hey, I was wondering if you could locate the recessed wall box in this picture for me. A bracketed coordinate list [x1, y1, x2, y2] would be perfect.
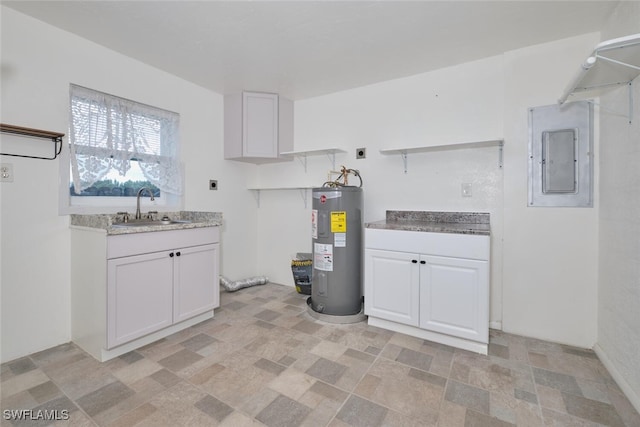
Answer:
[528, 101, 593, 207]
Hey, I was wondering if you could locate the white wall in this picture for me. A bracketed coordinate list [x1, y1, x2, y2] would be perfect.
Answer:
[257, 55, 506, 326]
[501, 34, 600, 348]
[0, 5, 619, 363]
[0, 7, 259, 362]
[596, 1, 640, 412]
[256, 34, 604, 348]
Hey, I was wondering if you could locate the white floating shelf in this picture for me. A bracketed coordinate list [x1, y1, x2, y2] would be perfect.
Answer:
[246, 186, 315, 191]
[559, 33, 640, 122]
[280, 148, 347, 157]
[379, 139, 503, 155]
[380, 139, 504, 173]
[246, 186, 316, 208]
[280, 147, 347, 171]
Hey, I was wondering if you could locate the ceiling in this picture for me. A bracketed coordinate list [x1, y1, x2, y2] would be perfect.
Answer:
[3, 1, 618, 100]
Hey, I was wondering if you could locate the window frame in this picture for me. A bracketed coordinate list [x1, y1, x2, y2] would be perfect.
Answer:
[59, 146, 183, 215]
[60, 86, 183, 215]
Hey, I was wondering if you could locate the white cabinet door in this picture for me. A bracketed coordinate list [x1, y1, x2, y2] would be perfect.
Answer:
[419, 256, 489, 342]
[225, 92, 293, 163]
[173, 243, 220, 323]
[243, 92, 278, 158]
[107, 251, 174, 349]
[364, 249, 420, 327]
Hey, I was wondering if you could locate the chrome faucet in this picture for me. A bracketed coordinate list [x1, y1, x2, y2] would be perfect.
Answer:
[135, 187, 155, 219]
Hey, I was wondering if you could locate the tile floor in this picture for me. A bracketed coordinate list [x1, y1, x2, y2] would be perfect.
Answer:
[2, 283, 639, 426]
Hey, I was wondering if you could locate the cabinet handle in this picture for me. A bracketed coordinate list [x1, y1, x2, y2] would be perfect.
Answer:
[411, 259, 418, 263]
[420, 260, 426, 264]
[169, 252, 174, 257]
[176, 251, 181, 257]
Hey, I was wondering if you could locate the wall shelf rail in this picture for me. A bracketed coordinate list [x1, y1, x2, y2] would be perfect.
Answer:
[380, 139, 504, 173]
[280, 148, 346, 172]
[558, 33, 640, 123]
[0, 123, 65, 160]
[247, 186, 314, 208]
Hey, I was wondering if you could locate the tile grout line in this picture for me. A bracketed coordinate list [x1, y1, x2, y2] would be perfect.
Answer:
[27, 351, 101, 427]
[324, 330, 386, 427]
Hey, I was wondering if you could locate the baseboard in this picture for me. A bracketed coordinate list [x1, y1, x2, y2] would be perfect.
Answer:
[489, 321, 502, 330]
[97, 311, 213, 362]
[368, 316, 488, 355]
[593, 343, 640, 414]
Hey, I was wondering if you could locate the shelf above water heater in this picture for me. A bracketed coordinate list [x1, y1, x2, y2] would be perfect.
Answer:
[247, 186, 315, 208]
[279, 148, 347, 172]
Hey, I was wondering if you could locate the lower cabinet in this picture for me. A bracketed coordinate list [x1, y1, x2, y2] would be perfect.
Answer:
[107, 251, 174, 348]
[71, 226, 220, 361]
[173, 244, 220, 323]
[419, 255, 488, 343]
[107, 243, 219, 348]
[364, 228, 490, 353]
[365, 249, 419, 327]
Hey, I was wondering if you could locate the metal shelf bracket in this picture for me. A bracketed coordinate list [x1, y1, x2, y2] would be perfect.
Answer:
[299, 188, 309, 208]
[294, 154, 308, 172]
[326, 152, 337, 170]
[401, 151, 408, 174]
[0, 123, 65, 160]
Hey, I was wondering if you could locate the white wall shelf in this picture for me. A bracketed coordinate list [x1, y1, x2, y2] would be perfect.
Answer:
[380, 139, 504, 173]
[247, 148, 346, 206]
[280, 148, 347, 172]
[247, 186, 315, 208]
[559, 33, 640, 123]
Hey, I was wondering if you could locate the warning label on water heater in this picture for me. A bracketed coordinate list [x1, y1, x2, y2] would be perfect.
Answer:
[314, 243, 333, 271]
[311, 209, 318, 239]
[330, 211, 347, 233]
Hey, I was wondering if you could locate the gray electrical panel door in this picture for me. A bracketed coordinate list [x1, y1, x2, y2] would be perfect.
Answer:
[542, 129, 577, 193]
[528, 101, 593, 207]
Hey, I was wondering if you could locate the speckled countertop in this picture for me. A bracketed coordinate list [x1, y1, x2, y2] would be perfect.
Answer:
[366, 211, 490, 236]
[70, 211, 222, 235]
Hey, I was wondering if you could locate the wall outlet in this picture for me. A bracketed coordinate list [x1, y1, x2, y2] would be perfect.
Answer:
[356, 148, 366, 159]
[209, 179, 218, 190]
[1, 163, 13, 182]
[461, 183, 472, 197]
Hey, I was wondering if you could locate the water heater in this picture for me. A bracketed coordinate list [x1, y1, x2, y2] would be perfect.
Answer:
[310, 186, 363, 316]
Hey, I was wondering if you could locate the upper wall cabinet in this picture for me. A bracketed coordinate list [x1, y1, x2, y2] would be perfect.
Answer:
[224, 91, 294, 164]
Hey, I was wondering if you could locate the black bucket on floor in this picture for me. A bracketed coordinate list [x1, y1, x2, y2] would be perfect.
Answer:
[291, 259, 312, 295]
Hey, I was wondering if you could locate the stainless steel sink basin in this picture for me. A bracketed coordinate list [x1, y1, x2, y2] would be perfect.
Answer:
[112, 219, 191, 228]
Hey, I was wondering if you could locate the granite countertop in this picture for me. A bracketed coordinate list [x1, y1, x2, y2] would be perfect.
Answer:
[70, 211, 222, 235]
[366, 211, 490, 236]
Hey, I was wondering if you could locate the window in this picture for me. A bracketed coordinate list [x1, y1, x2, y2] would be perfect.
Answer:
[62, 85, 182, 213]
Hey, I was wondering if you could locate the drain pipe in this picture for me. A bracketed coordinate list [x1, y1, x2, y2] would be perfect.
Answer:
[220, 275, 269, 292]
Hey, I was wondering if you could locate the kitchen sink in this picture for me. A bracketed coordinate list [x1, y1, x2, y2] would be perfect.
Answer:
[112, 219, 192, 228]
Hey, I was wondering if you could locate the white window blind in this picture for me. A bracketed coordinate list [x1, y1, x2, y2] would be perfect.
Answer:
[69, 84, 182, 195]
